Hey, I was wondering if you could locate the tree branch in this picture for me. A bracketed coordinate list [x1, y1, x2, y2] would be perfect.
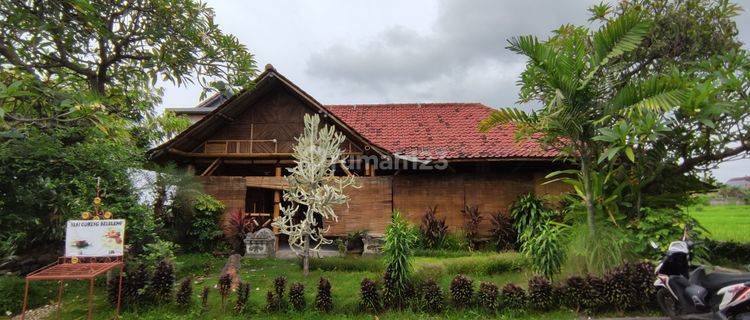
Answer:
[677, 141, 750, 174]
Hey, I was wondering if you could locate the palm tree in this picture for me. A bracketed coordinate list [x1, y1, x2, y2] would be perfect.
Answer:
[479, 10, 688, 234]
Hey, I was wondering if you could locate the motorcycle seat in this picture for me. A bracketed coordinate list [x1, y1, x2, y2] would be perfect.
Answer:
[701, 272, 750, 292]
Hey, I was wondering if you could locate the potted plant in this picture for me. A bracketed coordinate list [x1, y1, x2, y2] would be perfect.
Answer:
[346, 230, 367, 255]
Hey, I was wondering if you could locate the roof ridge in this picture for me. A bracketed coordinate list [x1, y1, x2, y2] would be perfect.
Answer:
[326, 102, 485, 107]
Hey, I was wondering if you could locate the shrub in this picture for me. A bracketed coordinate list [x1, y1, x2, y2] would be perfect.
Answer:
[359, 278, 382, 313]
[413, 249, 471, 258]
[123, 264, 150, 308]
[583, 274, 606, 313]
[307, 257, 382, 272]
[460, 205, 484, 250]
[218, 274, 232, 309]
[200, 286, 210, 312]
[382, 270, 397, 308]
[412, 263, 446, 283]
[265, 291, 279, 312]
[289, 282, 305, 311]
[420, 206, 448, 249]
[0, 276, 55, 316]
[629, 207, 707, 259]
[234, 281, 250, 314]
[274, 276, 287, 300]
[150, 259, 175, 304]
[450, 274, 474, 307]
[521, 222, 568, 279]
[489, 211, 517, 251]
[501, 283, 526, 310]
[185, 194, 225, 252]
[140, 240, 178, 268]
[477, 282, 500, 311]
[707, 240, 750, 265]
[632, 261, 657, 310]
[567, 222, 627, 275]
[510, 193, 554, 237]
[382, 210, 417, 308]
[222, 210, 254, 254]
[442, 252, 526, 276]
[528, 276, 556, 311]
[175, 277, 193, 309]
[336, 238, 346, 255]
[420, 279, 445, 313]
[266, 276, 286, 311]
[602, 261, 655, 311]
[315, 277, 333, 313]
[561, 276, 587, 311]
[107, 276, 122, 307]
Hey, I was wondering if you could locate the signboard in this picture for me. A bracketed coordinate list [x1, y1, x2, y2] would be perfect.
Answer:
[64, 219, 125, 257]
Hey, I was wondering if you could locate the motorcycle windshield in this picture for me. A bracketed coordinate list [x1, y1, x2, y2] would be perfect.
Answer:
[667, 241, 689, 254]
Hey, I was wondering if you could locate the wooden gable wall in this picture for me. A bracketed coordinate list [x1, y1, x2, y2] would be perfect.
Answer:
[196, 87, 363, 155]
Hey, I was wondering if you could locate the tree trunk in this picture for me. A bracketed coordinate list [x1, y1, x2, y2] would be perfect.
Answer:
[303, 234, 310, 277]
[580, 155, 597, 235]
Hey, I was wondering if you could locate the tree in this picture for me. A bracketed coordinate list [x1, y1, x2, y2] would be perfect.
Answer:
[480, 10, 688, 234]
[0, 0, 256, 129]
[273, 114, 358, 276]
[0, 0, 256, 258]
[586, 0, 749, 212]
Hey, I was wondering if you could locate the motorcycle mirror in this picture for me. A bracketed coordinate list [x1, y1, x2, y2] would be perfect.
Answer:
[649, 241, 659, 249]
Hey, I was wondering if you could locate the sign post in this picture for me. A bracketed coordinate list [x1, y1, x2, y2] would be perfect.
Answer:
[21, 183, 126, 320]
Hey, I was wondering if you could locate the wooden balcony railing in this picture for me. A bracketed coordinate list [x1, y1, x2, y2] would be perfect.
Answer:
[202, 139, 278, 155]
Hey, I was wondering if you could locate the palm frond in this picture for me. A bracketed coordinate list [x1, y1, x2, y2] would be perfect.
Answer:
[478, 108, 534, 132]
[584, 11, 650, 84]
[611, 75, 688, 113]
[509, 36, 580, 97]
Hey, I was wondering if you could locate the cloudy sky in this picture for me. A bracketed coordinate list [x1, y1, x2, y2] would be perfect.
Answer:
[159, 0, 750, 182]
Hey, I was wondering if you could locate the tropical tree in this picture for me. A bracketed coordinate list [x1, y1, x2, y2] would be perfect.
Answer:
[587, 1, 748, 211]
[480, 10, 688, 234]
[0, 0, 256, 257]
[0, 0, 256, 130]
[273, 114, 358, 276]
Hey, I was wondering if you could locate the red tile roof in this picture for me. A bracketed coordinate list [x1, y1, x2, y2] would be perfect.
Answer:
[325, 103, 557, 160]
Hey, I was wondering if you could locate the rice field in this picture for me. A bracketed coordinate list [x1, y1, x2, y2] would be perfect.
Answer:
[688, 205, 750, 243]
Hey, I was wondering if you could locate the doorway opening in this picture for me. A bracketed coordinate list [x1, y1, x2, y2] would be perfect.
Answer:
[245, 187, 275, 230]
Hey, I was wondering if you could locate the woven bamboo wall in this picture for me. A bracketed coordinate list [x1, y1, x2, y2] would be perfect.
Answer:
[326, 176, 393, 236]
[392, 172, 564, 236]
[199, 176, 246, 213]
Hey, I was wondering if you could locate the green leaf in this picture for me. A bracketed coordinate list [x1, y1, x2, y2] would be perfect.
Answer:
[625, 147, 635, 162]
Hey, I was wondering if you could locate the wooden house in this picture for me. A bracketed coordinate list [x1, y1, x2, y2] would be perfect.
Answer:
[148, 64, 568, 240]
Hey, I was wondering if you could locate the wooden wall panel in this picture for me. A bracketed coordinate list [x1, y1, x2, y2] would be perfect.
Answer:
[326, 176, 393, 236]
[199, 176, 246, 213]
[393, 175, 466, 233]
[204, 88, 362, 154]
[393, 172, 557, 236]
[464, 172, 535, 234]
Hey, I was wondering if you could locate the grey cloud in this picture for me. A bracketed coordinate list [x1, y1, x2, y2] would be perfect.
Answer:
[306, 0, 597, 108]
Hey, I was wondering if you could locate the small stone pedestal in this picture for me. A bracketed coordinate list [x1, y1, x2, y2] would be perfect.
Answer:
[244, 228, 276, 259]
[362, 234, 384, 256]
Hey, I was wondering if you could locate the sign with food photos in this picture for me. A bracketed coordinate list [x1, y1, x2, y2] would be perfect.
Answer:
[64, 219, 125, 257]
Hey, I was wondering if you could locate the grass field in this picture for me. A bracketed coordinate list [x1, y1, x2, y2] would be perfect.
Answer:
[688, 204, 750, 243]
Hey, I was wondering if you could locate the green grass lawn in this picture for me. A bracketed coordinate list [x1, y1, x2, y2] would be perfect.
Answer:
[688, 204, 750, 243]
[4, 252, 578, 320]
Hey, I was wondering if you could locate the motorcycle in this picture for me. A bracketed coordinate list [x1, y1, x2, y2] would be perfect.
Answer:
[653, 226, 750, 320]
